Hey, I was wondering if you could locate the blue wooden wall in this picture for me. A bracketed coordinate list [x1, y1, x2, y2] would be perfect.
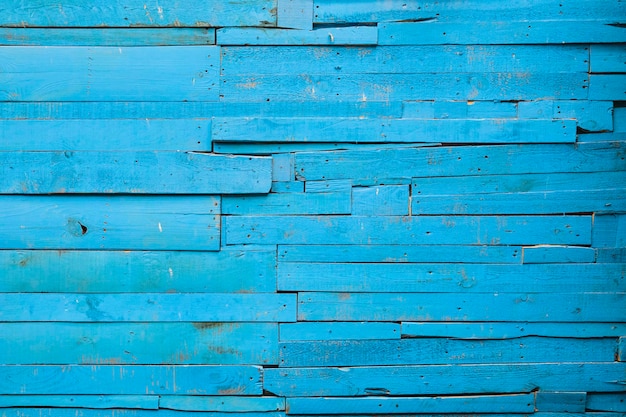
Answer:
[1, 1, 625, 416]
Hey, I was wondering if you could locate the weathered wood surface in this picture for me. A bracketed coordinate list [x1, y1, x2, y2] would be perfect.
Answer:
[217, 26, 378, 46]
[535, 392, 586, 412]
[160, 396, 285, 412]
[279, 322, 401, 341]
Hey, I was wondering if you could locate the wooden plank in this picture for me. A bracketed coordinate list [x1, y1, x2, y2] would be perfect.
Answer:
[0, 410, 284, 417]
[0, 28, 215, 46]
[597, 248, 626, 263]
[620, 336, 626, 361]
[593, 214, 626, 248]
[279, 337, 617, 367]
[352, 185, 409, 215]
[0, 247, 276, 293]
[0, 0, 276, 27]
[222, 192, 351, 215]
[272, 153, 293, 182]
[535, 392, 586, 412]
[295, 142, 626, 182]
[160, 395, 285, 411]
[402, 100, 518, 119]
[0, 46, 219, 102]
[305, 180, 352, 193]
[0, 365, 262, 395]
[215, 142, 436, 155]
[297, 292, 626, 322]
[271, 181, 304, 193]
[0, 196, 220, 250]
[286, 393, 534, 414]
[279, 322, 400, 341]
[263, 363, 626, 396]
[591, 44, 626, 73]
[517, 100, 613, 132]
[216, 26, 377, 46]
[587, 393, 626, 412]
[279, 244, 522, 263]
[220, 73, 587, 102]
[0, 395, 159, 409]
[578, 132, 626, 143]
[589, 75, 626, 100]
[224, 215, 591, 246]
[522, 245, 596, 263]
[0, 119, 211, 151]
[212, 118, 576, 144]
[0, 323, 278, 365]
[378, 21, 626, 45]
[0, 152, 271, 194]
[615, 107, 626, 132]
[277, 263, 625, 293]
[401, 322, 626, 339]
[278, 0, 312, 29]
[0, 293, 296, 322]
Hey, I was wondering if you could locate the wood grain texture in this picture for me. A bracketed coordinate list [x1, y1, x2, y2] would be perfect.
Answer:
[591, 44, 626, 73]
[160, 395, 285, 412]
[216, 26, 377, 46]
[517, 100, 613, 132]
[279, 322, 401, 341]
[352, 185, 409, 216]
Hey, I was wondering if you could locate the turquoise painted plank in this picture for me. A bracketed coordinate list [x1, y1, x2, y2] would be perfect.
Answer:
[1, 323, 278, 365]
[616, 107, 626, 132]
[220, 45, 589, 75]
[272, 153, 293, 182]
[0, 1, 276, 27]
[0, 365, 262, 395]
[352, 185, 409, 216]
[295, 142, 626, 182]
[0, 46, 219, 102]
[591, 44, 626, 73]
[216, 26, 377, 46]
[0, 396, 158, 409]
[401, 322, 626, 339]
[264, 363, 626, 396]
[222, 192, 351, 215]
[224, 215, 591, 245]
[517, 100, 613, 132]
[286, 393, 534, 414]
[522, 245, 596, 263]
[620, 336, 626, 362]
[279, 244, 522, 263]
[215, 142, 437, 155]
[402, 100, 518, 119]
[297, 292, 626, 322]
[0, 196, 220, 250]
[160, 395, 284, 411]
[0, 293, 296, 322]
[279, 322, 400, 341]
[271, 181, 304, 193]
[0, 28, 215, 46]
[593, 214, 626, 248]
[378, 21, 626, 45]
[579, 132, 626, 143]
[0, 247, 276, 293]
[0, 119, 211, 151]
[597, 248, 626, 263]
[535, 392, 586, 412]
[587, 393, 626, 412]
[212, 118, 576, 143]
[305, 180, 352, 193]
[590, 75, 626, 100]
[277, 263, 625, 293]
[278, 0, 312, 29]
[0, 410, 284, 417]
[220, 73, 587, 102]
[279, 337, 617, 367]
[0, 152, 271, 194]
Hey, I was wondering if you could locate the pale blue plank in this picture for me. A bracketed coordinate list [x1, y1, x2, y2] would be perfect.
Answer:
[587, 393, 626, 412]
[591, 44, 626, 73]
[0, 293, 296, 322]
[297, 292, 626, 322]
[279, 322, 400, 341]
[0, 365, 262, 395]
[352, 185, 409, 215]
[0, 196, 220, 250]
[402, 100, 518, 119]
[271, 181, 304, 193]
[522, 245, 596, 263]
[215, 142, 436, 155]
[222, 192, 351, 215]
[579, 132, 626, 143]
[0, 396, 159, 409]
[590, 75, 626, 100]
[305, 180, 352, 193]
[535, 392, 586, 412]
[517, 100, 613, 132]
[272, 153, 293, 182]
[160, 396, 284, 411]
[593, 214, 626, 248]
[277, 0, 312, 29]
[217, 26, 377, 46]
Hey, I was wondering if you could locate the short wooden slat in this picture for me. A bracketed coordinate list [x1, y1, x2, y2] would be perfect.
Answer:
[272, 153, 294, 182]
[305, 180, 352, 193]
[586, 393, 626, 412]
[593, 214, 626, 248]
[160, 395, 285, 411]
[591, 44, 626, 73]
[535, 392, 587, 412]
[352, 185, 409, 216]
[0, 395, 159, 409]
[597, 248, 626, 263]
[222, 192, 351, 215]
[517, 100, 613, 132]
[277, 0, 313, 30]
[522, 245, 596, 263]
[589, 75, 626, 100]
[403, 100, 518, 119]
[216, 26, 377, 46]
[271, 181, 304, 193]
[279, 322, 400, 341]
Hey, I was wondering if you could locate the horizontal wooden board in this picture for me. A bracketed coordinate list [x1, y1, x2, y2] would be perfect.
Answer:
[278, 0, 312, 30]
[222, 192, 351, 215]
[272, 153, 293, 182]
[0, 196, 220, 250]
[403, 100, 518, 119]
[215, 142, 436, 155]
[220, 45, 589, 75]
[160, 395, 284, 412]
[586, 393, 626, 412]
[0, 247, 276, 293]
[593, 214, 626, 248]
[522, 245, 596, 263]
[0, 395, 159, 409]
[1, 323, 278, 365]
[589, 75, 626, 100]
[516, 100, 613, 132]
[264, 363, 626, 396]
[224, 215, 591, 245]
[0, 46, 219, 102]
[279, 244, 522, 263]
[295, 142, 626, 182]
[535, 392, 586, 412]
[286, 393, 534, 414]
[352, 185, 409, 215]
[0, 0, 276, 27]
[0, 152, 271, 194]
[271, 181, 304, 193]
[279, 337, 617, 367]
[279, 322, 400, 341]
[401, 322, 626, 339]
[597, 248, 626, 263]
[297, 292, 626, 322]
[216, 26, 377, 46]
[378, 21, 626, 45]
[0, 293, 296, 322]
[277, 263, 625, 293]
[212, 118, 576, 143]
[305, 180, 352, 193]
[0, 28, 215, 46]
[0, 119, 211, 151]
[0, 410, 284, 417]
[591, 44, 626, 73]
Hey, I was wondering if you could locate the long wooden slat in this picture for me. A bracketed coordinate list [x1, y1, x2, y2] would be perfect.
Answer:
[214, 142, 436, 155]
[0, 247, 276, 293]
[160, 395, 285, 411]
[0, 395, 159, 409]
[522, 245, 596, 263]
[515, 100, 613, 132]
[264, 363, 626, 396]
[403, 100, 519, 119]
[0, 196, 220, 250]
[0, 365, 263, 395]
[0, 46, 219, 102]
[222, 192, 351, 215]
[0, 323, 278, 365]
[279, 322, 401, 341]
[297, 292, 626, 322]
[0, 293, 296, 322]
[216, 26, 377, 46]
